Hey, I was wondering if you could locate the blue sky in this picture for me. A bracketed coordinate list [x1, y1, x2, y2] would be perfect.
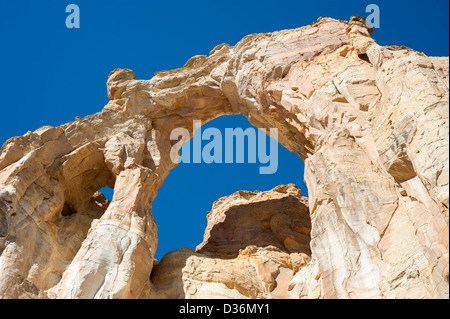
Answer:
[0, 0, 448, 260]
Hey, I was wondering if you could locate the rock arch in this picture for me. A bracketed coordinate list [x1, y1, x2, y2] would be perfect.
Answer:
[0, 16, 448, 299]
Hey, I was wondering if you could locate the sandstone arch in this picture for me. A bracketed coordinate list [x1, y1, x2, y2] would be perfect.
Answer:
[0, 16, 448, 299]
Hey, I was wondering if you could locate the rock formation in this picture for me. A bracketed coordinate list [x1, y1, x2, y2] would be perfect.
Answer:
[0, 16, 448, 299]
[148, 184, 311, 299]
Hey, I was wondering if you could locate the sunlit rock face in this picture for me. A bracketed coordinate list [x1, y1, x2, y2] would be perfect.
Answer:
[0, 16, 448, 299]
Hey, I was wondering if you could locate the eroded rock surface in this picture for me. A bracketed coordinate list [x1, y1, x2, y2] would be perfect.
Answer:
[196, 184, 310, 257]
[0, 16, 448, 299]
[147, 185, 311, 299]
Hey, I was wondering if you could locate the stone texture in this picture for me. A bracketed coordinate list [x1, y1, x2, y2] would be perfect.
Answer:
[0, 16, 448, 299]
[196, 184, 310, 257]
[145, 185, 311, 299]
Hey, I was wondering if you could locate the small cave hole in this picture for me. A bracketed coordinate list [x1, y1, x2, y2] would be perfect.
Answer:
[358, 53, 371, 64]
[61, 203, 77, 217]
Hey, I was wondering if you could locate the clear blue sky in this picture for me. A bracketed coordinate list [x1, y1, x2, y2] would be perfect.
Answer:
[0, 0, 448, 260]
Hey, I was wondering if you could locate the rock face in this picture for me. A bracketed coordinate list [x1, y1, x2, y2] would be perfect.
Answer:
[147, 184, 312, 299]
[196, 184, 311, 258]
[0, 16, 448, 299]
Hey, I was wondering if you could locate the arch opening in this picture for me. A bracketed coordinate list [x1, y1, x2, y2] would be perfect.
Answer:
[152, 114, 309, 261]
[98, 186, 114, 201]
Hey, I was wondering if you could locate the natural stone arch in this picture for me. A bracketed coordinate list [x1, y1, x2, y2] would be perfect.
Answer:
[151, 113, 307, 261]
[0, 16, 448, 299]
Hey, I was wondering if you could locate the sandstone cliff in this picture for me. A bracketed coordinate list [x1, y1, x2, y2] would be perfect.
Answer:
[0, 16, 448, 299]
